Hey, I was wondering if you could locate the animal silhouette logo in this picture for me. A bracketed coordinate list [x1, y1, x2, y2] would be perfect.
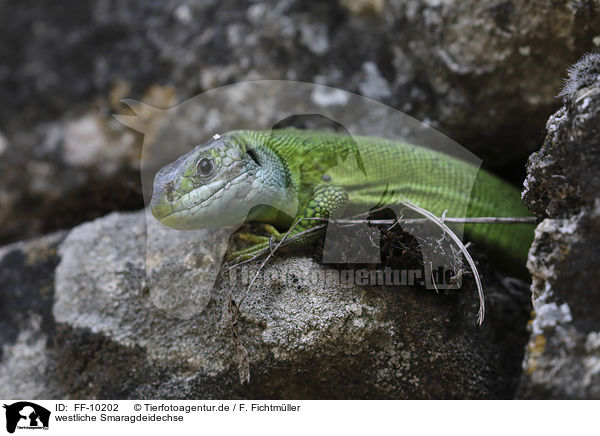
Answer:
[114, 80, 480, 318]
[3, 402, 50, 433]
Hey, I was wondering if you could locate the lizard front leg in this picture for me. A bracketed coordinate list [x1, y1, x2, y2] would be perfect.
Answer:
[228, 185, 348, 262]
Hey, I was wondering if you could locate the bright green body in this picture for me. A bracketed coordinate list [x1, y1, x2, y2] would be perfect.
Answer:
[151, 129, 534, 267]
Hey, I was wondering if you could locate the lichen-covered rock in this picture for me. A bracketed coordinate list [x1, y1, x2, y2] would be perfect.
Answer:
[518, 52, 600, 399]
[0, 0, 597, 244]
[0, 210, 531, 399]
[2, 0, 596, 155]
[53, 211, 533, 399]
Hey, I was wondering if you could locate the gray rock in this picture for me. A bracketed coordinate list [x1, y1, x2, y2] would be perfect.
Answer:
[518, 52, 600, 399]
[0, 208, 533, 399]
[1, 0, 597, 243]
[0, 231, 67, 399]
[48, 210, 529, 398]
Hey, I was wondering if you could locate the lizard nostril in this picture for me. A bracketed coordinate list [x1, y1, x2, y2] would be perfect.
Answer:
[163, 181, 175, 194]
[162, 180, 176, 202]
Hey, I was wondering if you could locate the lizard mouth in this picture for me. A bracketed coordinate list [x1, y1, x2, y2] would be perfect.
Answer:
[151, 179, 228, 227]
[150, 173, 256, 229]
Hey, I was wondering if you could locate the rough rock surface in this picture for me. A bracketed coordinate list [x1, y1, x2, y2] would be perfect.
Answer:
[0, 210, 531, 399]
[518, 52, 600, 399]
[0, 231, 66, 399]
[1, 0, 597, 244]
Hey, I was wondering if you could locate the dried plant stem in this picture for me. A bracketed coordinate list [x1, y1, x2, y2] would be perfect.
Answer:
[228, 208, 527, 325]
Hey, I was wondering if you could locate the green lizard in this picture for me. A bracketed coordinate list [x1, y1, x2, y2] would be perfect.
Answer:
[150, 129, 534, 271]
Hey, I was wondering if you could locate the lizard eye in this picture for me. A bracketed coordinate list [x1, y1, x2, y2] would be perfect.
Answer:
[196, 157, 214, 176]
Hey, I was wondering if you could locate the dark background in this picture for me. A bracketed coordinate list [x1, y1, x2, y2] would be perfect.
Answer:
[0, 0, 597, 244]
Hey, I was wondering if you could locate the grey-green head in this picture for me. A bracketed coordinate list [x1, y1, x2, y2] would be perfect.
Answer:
[150, 131, 296, 229]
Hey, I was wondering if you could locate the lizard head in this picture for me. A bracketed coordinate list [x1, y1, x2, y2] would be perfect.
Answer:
[150, 131, 295, 229]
